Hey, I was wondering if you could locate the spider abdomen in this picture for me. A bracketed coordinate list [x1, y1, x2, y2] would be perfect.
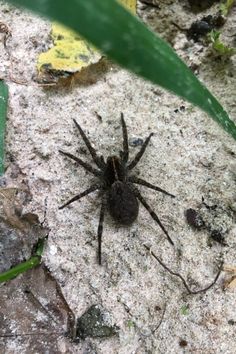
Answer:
[108, 181, 139, 225]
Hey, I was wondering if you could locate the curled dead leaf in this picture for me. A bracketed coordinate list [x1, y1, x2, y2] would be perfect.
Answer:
[223, 264, 236, 290]
[0, 266, 76, 352]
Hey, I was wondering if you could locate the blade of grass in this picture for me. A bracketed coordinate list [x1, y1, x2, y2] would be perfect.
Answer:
[0, 256, 41, 283]
[3, 0, 236, 140]
[0, 80, 8, 175]
[0, 238, 45, 283]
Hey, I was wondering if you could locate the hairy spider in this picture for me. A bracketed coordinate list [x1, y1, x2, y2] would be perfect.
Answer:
[59, 114, 175, 264]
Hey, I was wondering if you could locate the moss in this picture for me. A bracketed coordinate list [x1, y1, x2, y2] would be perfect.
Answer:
[76, 305, 119, 340]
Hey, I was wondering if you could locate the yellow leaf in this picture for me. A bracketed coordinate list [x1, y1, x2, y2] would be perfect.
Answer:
[120, 0, 136, 13]
[37, 23, 101, 74]
[37, 0, 136, 81]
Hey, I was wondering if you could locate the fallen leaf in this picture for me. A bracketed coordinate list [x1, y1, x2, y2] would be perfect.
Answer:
[0, 266, 76, 353]
[223, 264, 236, 290]
[37, 22, 101, 76]
[121, 0, 137, 13]
[224, 265, 236, 273]
[0, 187, 48, 273]
[36, 0, 136, 83]
[225, 277, 236, 290]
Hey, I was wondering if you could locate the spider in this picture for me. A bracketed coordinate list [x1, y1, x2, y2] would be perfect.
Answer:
[59, 114, 175, 265]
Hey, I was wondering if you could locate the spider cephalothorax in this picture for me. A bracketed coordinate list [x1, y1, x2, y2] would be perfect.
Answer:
[59, 114, 175, 264]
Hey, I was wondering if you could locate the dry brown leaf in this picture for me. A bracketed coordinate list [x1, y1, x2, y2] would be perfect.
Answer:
[223, 264, 236, 290]
[0, 187, 48, 273]
[223, 265, 236, 273]
[0, 266, 76, 353]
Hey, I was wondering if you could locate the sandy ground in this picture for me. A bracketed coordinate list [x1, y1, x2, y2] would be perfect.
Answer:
[0, 1, 236, 353]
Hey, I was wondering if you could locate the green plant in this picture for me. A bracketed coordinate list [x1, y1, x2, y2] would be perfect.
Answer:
[180, 304, 189, 315]
[0, 238, 45, 283]
[127, 319, 136, 329]
[2, 0, 236, 141]
[209, 29, 235, 56]
[220, 0, 235, 16]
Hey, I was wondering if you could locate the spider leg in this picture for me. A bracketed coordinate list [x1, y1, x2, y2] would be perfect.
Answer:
[128, 133, 154, 170]
[59, 184, 102, 209]
[98, 194, 106, 265]
[73, 119, 105, 169]
[59, 150, 101, 177]
[120, 113, 129, 163]
[130, 185, 174, 245]
[128, 176, 175, 198]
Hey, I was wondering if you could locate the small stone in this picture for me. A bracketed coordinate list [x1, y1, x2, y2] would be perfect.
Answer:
[185, 208, 204, 229]
[210, 230, 226, 245]
[179, 339, 188, 347]
[129, 137, 144, 147]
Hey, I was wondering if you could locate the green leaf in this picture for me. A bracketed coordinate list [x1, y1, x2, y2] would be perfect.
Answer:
[127, 320, 135, 328]
[0, 80, 8, 175]
[209, 30, 235, 56]
[0, 238, 45, 283]
[180, 304, 189, 315]
[3, 0, 236, 140]
[0, 256, 40, 283]
[220, 0, 235, 16]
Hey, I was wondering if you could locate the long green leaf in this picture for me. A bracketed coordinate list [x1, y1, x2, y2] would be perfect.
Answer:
[0, 238, 45, 283]
[0, 256, 40, 283]
[0, 80, 8, 175]
[3, 0, 236, 139]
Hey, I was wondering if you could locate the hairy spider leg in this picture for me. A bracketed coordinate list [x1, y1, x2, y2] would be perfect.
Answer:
[128, 176, 175, 198]
[59, 150, 101, 177]
[128, 133, 154, 170]
[131, 185, 174, 245]
[73, 119, 105, 169]
[59, 184, 102, 210]
[98, 194, 106, 265]
[120, 113, 129, 163]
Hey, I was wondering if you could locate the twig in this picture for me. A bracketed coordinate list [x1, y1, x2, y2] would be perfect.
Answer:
[152, 303, 166, 333]
[144, 244, 223, 294]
